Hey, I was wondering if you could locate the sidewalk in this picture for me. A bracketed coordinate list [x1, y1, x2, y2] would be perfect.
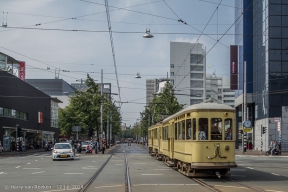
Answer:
[235, 149, 288, 156]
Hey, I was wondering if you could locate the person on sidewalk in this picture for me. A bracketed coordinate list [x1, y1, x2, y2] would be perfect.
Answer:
[102, 139, 106, 154]
[271, 141, 277, 155]
[94, 139, 98, 154]
[22, 141, 26, 152]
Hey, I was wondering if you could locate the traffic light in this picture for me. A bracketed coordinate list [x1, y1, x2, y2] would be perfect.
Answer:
[262, 127, 267, 134]
[17, 126, 22, 137]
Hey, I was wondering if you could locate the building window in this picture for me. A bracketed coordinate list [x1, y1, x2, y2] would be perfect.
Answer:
[191, 80, 203, 88]
[51, 101, 59, 128]
[191, 90, 203, 97]
[171, 72, 174, 76]
[0, 107, 28, 120]
[190, 66, 203, 71]
[190, 54, 203, 64]
[190, 73, 203, 79]
[170, 64, 174, 68]
[191, 99, 203, 105]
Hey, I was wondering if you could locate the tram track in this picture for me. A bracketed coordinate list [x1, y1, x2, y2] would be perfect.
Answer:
[79, 154, 113, 192]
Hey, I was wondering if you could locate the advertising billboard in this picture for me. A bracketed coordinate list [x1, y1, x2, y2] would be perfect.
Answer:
[230, 45, 238, 90]
[19, 61, 26, 81]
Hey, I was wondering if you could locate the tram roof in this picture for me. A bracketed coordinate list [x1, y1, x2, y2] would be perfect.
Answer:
[163, 103, 234, 122]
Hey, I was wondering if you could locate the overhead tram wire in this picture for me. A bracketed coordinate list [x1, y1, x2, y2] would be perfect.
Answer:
[0, 0, 163, 33]
[163, 0, 223, 78]
[198, 0, 241, 9]
[104, 0, 121, 107]
[174, 1, 254, 89]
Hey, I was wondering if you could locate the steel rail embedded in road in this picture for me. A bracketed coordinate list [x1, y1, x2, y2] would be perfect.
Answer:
[192, 178, 221, 192]
[226, 178, 265, 192]
[125, 153, 131, 192]
[79, 154, 113, 192]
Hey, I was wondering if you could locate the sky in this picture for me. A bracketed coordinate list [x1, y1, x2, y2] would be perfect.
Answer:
[0, 0, 237, 127]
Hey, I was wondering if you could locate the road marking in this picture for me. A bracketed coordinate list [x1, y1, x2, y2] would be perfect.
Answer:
[133, 184, 199, 186]
[271, 173, 280, 176]
[154, 169, 171, 170]
[215, 185, 248, 189]
[27, 163, 31, 164]
[35, 160, 38, 161]
[0, 172, 7, 174]
[134, 163, 146, 165]
[15, 166, 20, 168]
[82, 166, 98, 169]
[112, 160, 122, 161]
[95, 185, 122, 189]
[246, 167, 254, 170]
[32, 171, 45, 174]
[23, 168, 41, 169]
[141, 174, 163, 176]
[41, 158, 43, 159]
[116, 164, 124, 165]
[64, 173, 83, 174]
[265, 190, 284, 192]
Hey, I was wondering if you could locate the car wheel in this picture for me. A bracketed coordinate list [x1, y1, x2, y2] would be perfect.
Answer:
[53, 159, 55, 161]
[71, 158, 74, 160]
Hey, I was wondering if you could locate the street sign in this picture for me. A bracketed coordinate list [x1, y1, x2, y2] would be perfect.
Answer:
[72, 126, 81, 132]
[244, 128, 251, 133]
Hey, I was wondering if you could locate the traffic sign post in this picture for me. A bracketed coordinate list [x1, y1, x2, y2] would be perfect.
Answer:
[72, 126, 81, 140]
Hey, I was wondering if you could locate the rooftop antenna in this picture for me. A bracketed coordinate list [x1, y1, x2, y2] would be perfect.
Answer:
[212, 70, 216, 77]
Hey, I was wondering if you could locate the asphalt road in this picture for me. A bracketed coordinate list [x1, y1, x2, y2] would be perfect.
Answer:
[0, 144, 287, 192]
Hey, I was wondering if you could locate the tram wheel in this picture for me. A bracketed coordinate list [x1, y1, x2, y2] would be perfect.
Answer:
[186, 165, 191, 174]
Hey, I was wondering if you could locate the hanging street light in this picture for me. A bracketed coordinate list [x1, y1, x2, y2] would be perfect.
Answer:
[143, 29, 154, 38]
[135, 72, 141, 78]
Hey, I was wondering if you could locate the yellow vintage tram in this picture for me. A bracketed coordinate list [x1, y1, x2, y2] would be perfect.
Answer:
[148, 103, 237, 178]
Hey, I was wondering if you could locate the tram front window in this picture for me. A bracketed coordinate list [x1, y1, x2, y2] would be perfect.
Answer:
[211, 118, 222, 140]
[225, 119, 233, 140]
[197, 118, 208, 140]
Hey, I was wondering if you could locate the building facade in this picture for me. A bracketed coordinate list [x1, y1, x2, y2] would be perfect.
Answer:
[170, 42, 206, 107]
[146, 78, 167, 105]
[234, 0, 288, 151]
[0, 70, 60, 152]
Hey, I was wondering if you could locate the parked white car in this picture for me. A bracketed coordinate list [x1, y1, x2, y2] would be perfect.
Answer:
[52, 143, 74, 161]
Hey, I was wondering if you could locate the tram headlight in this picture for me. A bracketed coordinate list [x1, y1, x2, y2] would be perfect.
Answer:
[224, 145, 229, 151]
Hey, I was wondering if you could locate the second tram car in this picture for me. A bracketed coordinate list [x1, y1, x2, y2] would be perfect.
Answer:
[148, 103, 237, 178]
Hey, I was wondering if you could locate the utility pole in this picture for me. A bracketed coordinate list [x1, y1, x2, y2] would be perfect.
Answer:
[107, 109, 109, 148]
[100, 69, 103, 150]
[243, 61, 247, 153]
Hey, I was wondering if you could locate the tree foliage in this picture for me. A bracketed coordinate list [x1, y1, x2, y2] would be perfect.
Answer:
[58, 74, 122, 140]
[138, 81, 184, 138]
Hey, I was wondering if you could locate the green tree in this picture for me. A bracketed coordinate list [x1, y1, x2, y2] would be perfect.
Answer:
[58, 74, 122, 141]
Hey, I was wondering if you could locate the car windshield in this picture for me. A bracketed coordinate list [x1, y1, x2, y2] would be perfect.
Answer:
[54, 144, 71, 149]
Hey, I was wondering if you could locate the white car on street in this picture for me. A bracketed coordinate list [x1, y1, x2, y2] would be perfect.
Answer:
[52, 143, 75, 161]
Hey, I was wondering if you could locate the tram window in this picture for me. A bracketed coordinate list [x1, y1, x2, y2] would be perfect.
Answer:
[186, 119, 191, 140]
[174, 123, 178, 140]
[225, 119, 232, 140]
[193, 118, 196, 140]
[165, 126, 168, 140]
[178, 122, 182, 140]
[154, 129, 157, 138]
[182, 120, 185, 140]
[211, 118, 222, 140]
[197, 118, 208, 140]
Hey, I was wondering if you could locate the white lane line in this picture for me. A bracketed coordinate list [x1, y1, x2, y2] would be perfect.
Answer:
[271, 173, 280, 176]
[159, 184, 185, 186]
[35, 160, 38, 161]
[246, 167, 254, 170]
[41, 158, 43, 159]
[23, 168, 41, 169]
[185, 184, 199, 186]
[0, 172, 7, 174]
[32, 171, 45, 174]
[141, 174, 163, 176]
[15, 166, 20, 168]
[134, 184, 158, 186]
[215, 185, 247, 189]
[95, 185, 122, 189]
[64, 173, 83, 174]
[265, 190, 284, 192]
[154, 169, 171, 170]
[133, 184, 199, 186]
[27, 163, 31, 164]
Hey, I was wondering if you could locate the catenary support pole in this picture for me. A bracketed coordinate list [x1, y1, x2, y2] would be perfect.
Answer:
[243, 61, 247, 153]
[100, 69, 103, 149]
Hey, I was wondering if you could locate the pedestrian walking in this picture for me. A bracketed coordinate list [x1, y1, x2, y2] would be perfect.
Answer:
[102, 139, 106, 154]
[22, 140, 26, 152]
[94, 139, 98, 154]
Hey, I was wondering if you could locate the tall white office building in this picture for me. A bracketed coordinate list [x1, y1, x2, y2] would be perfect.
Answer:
[170, 42, 206, 107]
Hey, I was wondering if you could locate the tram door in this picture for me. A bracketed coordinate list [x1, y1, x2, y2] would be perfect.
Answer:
[158, 128, 161, 151]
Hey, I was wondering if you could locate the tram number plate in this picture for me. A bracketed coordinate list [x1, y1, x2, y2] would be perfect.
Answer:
[60, 154, 67, 158]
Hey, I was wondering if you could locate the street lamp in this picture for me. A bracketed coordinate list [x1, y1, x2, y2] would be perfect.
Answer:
[143, 29, 154, 38]
[135, 72, 141, 78]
